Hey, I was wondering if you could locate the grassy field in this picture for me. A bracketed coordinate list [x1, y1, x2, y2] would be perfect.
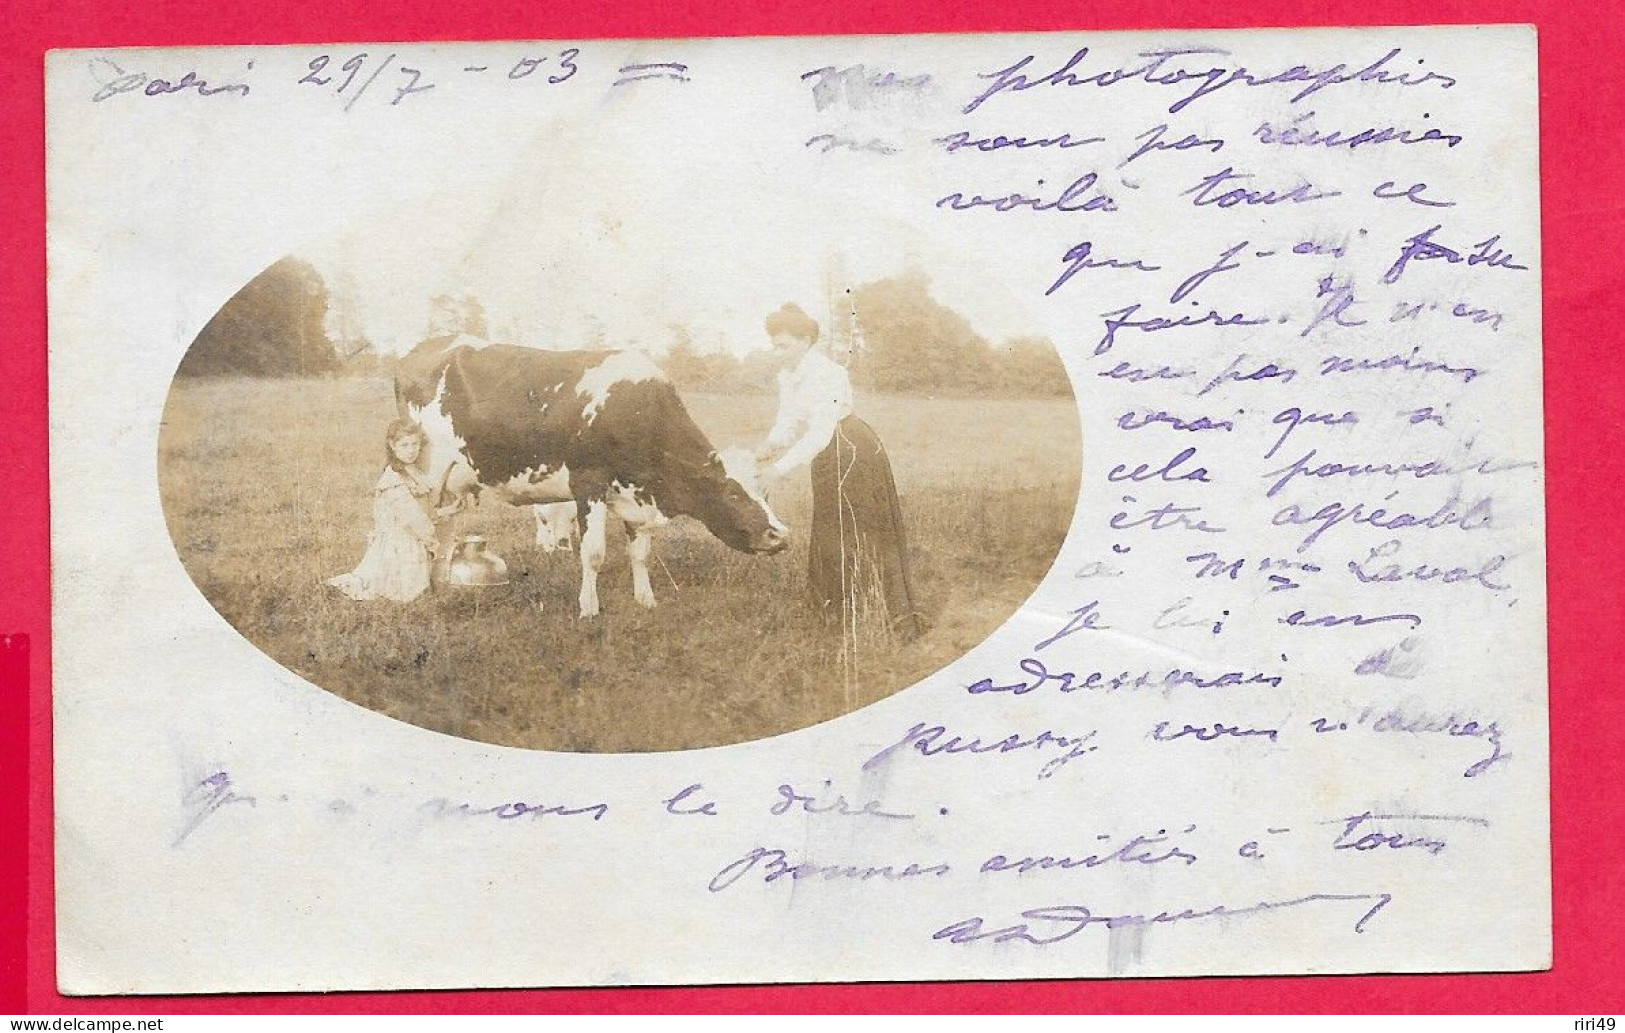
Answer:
[158, 376, 1081, 752]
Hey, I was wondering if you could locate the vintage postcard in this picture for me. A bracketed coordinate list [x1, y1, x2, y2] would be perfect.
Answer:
[47, 25, 1548, 993]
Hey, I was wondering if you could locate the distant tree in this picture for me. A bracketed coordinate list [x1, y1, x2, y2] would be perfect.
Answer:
[839, 271, 1072, 397]
[325, 267, 372, 362]
[663, 324, 758, 392]
[663, 325, 710, 388]
[850, 271, 993, 395]
[994, 335, 1072, 397]
[706, 350, 756, 392]
[337, 340, 386, 378]
[331, 336, 375, 362]
[177, 257, 338, 377]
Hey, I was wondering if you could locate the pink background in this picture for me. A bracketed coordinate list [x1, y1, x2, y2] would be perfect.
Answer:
[3, 0, 1621, 1013]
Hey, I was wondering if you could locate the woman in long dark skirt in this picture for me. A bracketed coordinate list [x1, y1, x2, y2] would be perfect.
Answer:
[755, 303, 923, 641]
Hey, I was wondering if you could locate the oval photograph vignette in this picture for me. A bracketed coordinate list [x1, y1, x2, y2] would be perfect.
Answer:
[158, 236, 1082, 752]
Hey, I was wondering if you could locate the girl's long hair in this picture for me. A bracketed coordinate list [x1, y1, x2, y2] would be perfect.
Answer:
[384, 419, 430, 477]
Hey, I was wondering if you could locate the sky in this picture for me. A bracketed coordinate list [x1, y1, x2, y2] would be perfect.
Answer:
[297, 75, 1044, 358]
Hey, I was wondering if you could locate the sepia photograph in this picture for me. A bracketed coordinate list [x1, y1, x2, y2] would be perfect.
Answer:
[158, 203, 1082, 751]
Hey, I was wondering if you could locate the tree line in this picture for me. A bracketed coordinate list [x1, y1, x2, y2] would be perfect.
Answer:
[179, 261, 1070, 399]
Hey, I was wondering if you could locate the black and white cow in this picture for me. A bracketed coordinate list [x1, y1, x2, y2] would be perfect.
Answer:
[395, 335, 788, 616]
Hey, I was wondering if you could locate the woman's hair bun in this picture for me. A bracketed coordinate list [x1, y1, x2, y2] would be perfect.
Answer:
[765, 302, 820, 342]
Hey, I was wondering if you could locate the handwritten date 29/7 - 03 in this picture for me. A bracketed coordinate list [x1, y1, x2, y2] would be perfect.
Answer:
[296, 48, 581, 110]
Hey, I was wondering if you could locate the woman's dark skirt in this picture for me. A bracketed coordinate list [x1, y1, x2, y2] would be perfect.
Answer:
[808, 416, 923, 641]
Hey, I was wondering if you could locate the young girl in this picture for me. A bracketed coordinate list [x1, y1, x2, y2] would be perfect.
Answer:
[326, 419, 459, 603]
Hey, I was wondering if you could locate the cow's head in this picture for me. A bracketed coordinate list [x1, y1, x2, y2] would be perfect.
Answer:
[694, 448, 789, 555]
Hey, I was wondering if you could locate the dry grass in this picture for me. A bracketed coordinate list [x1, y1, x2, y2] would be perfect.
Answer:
[158, 376, 1080, 752]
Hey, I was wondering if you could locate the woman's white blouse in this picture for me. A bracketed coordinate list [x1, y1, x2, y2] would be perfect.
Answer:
[764, 349, 854, 478]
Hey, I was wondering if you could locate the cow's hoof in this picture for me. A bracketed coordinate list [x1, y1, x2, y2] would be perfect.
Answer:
[634, 594, 656, 610]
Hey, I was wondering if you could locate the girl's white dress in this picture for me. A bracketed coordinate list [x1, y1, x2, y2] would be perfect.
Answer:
[326, 467, 437, 602]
